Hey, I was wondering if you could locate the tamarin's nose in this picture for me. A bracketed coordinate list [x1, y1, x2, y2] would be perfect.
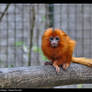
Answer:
[52, 42, 56, 45]
[51, 42, 57, 47]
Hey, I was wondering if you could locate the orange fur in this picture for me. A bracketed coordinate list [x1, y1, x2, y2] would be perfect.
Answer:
[41, 28, 92, 72]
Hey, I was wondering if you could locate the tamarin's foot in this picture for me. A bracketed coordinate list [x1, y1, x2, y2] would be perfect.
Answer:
[55, 66, 60, 72]
[44, 61, 52, 65]
[62, 63, 70, 70]
[53, 61, 60, 72]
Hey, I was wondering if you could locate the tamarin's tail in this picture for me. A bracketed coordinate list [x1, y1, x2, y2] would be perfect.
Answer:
[72, 57, 92, 67]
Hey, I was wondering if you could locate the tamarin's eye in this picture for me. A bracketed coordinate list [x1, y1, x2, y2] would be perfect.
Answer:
[55, 36, 60, 41]
[49, 37, 53, 41]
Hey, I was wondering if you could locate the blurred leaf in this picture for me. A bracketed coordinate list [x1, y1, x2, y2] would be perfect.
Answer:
[32, 46, 48, 61]
[8, 65, 14, 68]
[0, 60, 2, 64]
[32, 46, 38, 52]
[42, 16, 46, 22]
[41, 55, 48, 61]
[32, 46, 42, 53]
[77, 84, 83, 88]
[15, 41, 24, 46]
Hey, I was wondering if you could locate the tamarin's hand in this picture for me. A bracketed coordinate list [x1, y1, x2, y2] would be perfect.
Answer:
[41, 28, 92, 72]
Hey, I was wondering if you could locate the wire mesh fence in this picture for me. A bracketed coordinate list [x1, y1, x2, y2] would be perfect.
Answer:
[0, 4, 92, 69]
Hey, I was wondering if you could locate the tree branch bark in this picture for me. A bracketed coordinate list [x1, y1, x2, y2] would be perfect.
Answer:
[0, 63, 92, 88]
[0, 4, 10, 22]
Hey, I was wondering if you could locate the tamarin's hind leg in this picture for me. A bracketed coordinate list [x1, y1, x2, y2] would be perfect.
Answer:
[45, 60, 61, 72]
[62, 40, 76, 70]
[62, 56, 72, 70]
[53, 61, 60, 72]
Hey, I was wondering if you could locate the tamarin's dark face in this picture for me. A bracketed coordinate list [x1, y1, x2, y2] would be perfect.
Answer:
[49, 36, 60, 48]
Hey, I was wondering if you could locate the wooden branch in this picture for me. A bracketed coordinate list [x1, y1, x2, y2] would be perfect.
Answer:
[0, 4, 10, 22]
[28, 5, 35, 66]
[0, 63, 92, 88]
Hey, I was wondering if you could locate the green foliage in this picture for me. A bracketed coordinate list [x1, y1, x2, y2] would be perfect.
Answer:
[0, 60, 2, 64]
[42, 16, 46, 22]
[77, 84, 83, 88]
[0, 60, 4, 66]
[15, 41, 48, 61]
[8, 65, 14, 68]
[15, 41, 24, 46]
[32, 46, 39, 53]
[32, 46, 48, 61]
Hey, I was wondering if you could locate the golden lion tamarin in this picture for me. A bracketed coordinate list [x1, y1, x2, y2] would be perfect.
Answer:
[41, 28, 92, 72]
